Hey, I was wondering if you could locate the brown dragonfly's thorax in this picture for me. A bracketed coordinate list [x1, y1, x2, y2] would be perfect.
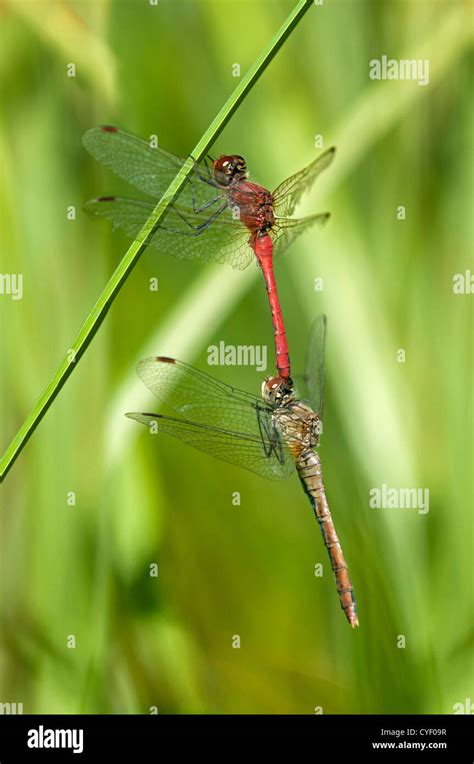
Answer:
[273, 401, 321, 456]
[261, 376, 321, 457]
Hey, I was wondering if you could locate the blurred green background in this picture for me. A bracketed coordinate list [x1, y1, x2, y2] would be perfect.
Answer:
[0, 0, 472, 714]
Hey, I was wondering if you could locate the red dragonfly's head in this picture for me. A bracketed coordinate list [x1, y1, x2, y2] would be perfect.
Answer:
[212, 155, 247, 187]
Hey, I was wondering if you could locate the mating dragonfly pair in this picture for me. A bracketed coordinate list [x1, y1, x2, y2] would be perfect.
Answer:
[83, 127, 358, 627]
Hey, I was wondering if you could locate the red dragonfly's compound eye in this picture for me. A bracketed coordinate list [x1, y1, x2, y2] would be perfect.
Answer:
[213, 155, 247, 186]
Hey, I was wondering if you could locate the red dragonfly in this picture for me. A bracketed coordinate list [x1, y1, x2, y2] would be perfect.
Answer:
[126, 316, 358, 628]
[83, 126, 335, 381]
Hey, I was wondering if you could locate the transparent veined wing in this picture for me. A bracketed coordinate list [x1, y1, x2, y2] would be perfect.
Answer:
[83, 126, 218, 207]
[126, 413, 293, 481]
[83, 196, 255, 270]
[272, 147, 336, 217]
[127, 357, 295, 480]
[305, 314, 327, 418]
[136, 357, 263, 428]
[83, 127, 255, 270]
[271, 212, 330, 260]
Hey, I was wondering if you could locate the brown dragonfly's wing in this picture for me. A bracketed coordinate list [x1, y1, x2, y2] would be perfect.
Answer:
[127, 357, 295, 480]
[135, 357, 264, 427]
[281, 316, 327, 417]
[126, 413, 293, 481]
[272, 147, 336, 217]
[305, 314, 327, 419]
[271, 212, 330, 260]
[83, 196, 255, 270]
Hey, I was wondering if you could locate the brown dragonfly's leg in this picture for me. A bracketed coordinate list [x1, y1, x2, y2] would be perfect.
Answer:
[297, 449, 359, 627]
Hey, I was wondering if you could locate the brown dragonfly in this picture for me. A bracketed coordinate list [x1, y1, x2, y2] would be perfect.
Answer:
[126, 316, 358, 627]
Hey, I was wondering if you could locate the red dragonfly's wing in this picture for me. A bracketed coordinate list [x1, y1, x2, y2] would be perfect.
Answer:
[127, 357, 295, 481]
[272, 147, 336, 217]
[83, 126, 257, 270]
[83, 126, 212, 202]
[271, 212, 330, 259]
[83, 196, 254, 271]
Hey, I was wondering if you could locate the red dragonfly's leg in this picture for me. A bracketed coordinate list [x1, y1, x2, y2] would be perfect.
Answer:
[253, 234, 291, 381]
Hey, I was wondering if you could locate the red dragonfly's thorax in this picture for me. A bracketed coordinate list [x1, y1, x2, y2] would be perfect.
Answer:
[212, 155, 274, 234]
[231, 181, 275, 234]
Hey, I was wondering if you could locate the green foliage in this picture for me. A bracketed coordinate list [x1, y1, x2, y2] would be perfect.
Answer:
[0, 0, 472, 714]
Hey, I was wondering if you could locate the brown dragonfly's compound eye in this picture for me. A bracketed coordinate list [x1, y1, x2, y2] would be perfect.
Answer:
[261, 375, 286, 404]
[266, 376, 282, 391]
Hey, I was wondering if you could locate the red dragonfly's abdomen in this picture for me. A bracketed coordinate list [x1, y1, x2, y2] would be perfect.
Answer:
[213, 159, 288, 378]
[253, 233, 291, 380]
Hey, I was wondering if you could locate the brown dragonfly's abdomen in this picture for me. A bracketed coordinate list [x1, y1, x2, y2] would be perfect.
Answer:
[296, 449, 359, 628]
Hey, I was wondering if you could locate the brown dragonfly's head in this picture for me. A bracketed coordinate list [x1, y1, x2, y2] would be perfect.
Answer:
[212, 155, 247, 187]
[261, 375, 294, 407]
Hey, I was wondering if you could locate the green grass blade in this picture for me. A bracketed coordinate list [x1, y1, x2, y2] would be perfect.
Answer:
[0, 0, 313, 482]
